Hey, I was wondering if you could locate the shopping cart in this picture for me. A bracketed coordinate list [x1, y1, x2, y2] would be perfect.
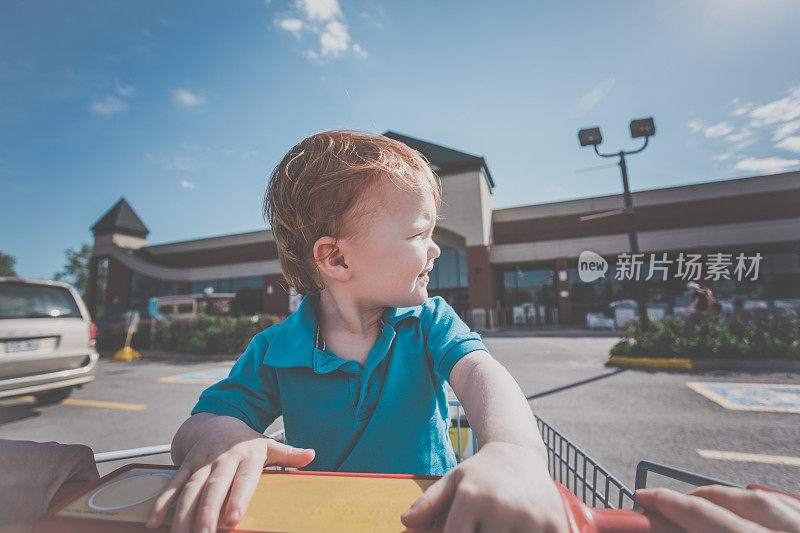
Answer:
[82, 403, 794, 532]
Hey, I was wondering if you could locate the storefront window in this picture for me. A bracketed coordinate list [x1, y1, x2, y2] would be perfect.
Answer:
[190, 276, 262, 295]
[428, 245, 468, 290]
[499, 265, 557, 326]
[129, 272, 179, 308]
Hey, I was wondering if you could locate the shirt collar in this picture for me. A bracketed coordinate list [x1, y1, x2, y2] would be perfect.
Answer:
[262, 294, 425, 370]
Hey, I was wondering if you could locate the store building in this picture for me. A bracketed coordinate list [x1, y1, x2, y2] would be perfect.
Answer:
[86, 131, 800, 328]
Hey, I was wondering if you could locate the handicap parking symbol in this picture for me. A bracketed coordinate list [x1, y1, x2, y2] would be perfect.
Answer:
[159, 367, 233, 385]
[687, 382, 800, 413]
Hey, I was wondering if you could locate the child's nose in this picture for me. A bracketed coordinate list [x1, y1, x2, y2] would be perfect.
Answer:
[430, 241, 441, 259]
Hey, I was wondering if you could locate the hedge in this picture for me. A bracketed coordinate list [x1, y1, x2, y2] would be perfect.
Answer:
[98, 313, 284, 355]
[610, 309, 800, 360]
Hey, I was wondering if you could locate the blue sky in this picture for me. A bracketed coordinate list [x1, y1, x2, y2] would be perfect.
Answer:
[2, 0, 800, 279]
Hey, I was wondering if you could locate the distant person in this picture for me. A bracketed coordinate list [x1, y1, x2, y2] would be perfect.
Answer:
[685, 281, 721, 313]
[146, 131, 569, 533]
[0, 439, 99, 533]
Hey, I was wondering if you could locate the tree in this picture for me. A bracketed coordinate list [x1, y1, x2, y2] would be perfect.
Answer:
[54, 244, 106, 303]
[0, 251, 18, 277]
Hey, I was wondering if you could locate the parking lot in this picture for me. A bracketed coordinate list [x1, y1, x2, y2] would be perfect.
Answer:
[1, 336, 798, 492]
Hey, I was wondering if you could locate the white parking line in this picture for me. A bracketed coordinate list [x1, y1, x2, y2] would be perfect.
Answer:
[697, 449, 800, 467]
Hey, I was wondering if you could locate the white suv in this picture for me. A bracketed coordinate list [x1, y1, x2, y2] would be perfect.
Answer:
[0, 278, 99, 404]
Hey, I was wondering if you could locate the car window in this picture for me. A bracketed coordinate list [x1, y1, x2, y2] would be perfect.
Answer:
[0, 283, 83, 319]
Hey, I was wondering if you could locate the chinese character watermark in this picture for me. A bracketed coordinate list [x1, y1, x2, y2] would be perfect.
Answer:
[578, 251, 763, 282]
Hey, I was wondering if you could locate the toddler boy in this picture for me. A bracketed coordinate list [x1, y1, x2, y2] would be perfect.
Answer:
[147, 131, 567, 533]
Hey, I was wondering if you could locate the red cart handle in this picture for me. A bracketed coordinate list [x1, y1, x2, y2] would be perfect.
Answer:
[556, 482, 654, 533]
[557, 482, 800, 533]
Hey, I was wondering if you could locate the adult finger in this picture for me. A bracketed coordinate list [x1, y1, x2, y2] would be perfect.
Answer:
[194, 460, 238, 533]
[636, 488, 771, 533]
[223, 456, 264, 527]
[146, 466, 193, 529]
[442, 492, 479, 533]
[170, 465, 212, 533]
[401, 471, 458, 528]
[264, 440, 315, 468]
[690, 485, 800, 533]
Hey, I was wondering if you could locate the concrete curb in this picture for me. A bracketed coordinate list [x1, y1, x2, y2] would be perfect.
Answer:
[608, 355, 800, 372]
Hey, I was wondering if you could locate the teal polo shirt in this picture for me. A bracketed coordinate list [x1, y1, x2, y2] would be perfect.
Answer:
[191, 295, 488, 475]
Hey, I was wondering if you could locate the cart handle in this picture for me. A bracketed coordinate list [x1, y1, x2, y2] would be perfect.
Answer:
[558, 479, 800, 533]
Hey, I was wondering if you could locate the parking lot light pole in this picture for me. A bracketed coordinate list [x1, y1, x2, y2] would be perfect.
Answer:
[578, 118, 656, 327]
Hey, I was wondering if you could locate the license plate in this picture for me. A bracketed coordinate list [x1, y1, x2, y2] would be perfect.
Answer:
[6, 340, 40, 353]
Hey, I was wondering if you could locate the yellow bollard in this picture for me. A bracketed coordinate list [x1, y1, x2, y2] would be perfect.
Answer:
[113, 318, 141, 361]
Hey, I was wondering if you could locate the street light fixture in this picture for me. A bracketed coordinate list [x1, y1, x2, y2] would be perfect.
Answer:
[578, 117, 656, 327]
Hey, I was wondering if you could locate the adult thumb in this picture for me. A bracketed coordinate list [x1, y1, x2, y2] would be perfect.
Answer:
[400, 472, 456, 527]
[264, 440, 315, 468]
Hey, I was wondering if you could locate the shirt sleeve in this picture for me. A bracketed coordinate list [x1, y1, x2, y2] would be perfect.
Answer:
[191, 333, 282, 434]
[421, 296, 489, 382]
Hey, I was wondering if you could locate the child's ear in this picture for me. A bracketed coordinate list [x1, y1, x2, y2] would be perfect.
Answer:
[313, 236, 351, 282]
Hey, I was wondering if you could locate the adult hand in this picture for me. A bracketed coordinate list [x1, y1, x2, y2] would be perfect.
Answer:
[637, 485, 800, 533]
[0, 439, 99, 533]
[146, 415, 315, 533]
[400, 441, 569, 533]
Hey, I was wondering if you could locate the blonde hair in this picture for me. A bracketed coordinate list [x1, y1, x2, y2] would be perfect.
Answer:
[264, 130, 441, 295]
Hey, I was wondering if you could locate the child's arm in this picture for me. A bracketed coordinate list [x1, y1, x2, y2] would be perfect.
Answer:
[401, 350, 569, 532]
[146, 413, 315, 533]
[146, 333, 312, 533]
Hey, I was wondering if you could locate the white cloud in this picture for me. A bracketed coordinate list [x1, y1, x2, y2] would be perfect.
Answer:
[320, 20, 349, 56]
[723, 129, 755, 150]
[730, 97, 753, 117]
[776, 136, 800, 153]
[90, 80, 136, 116]
[297, 0, 342, 22]
[773, 119, 800, 142]
[278, 18, 303, 37]
[704, 121, 734, 138]
[572, 77, 615, 117]
[687, 120, 704, 132]
[749, 86, 800, 126]
[275, 0, 364, 61]
[303, 49, 320, 61]
[173, 88, 206, 109]
[90, 95, 128, 116]
[115, 81, 135, 97]
[352, 43, 367, 59]
[724, 130, 752, 143]
[712, 153, 732, 162]
[734, 156, 800, 174]
[180, 179, 195, 189]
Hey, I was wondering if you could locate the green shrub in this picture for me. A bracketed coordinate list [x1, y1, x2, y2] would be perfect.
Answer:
[611, 310, 800, 360]
[155, 313, 284, 355]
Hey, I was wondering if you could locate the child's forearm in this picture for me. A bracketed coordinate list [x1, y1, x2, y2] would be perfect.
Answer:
[452, 353, 547, 460]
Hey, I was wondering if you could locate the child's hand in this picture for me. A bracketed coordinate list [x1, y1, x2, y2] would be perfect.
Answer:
[145, 416, 315, 533]
[400, 441, 569, 532]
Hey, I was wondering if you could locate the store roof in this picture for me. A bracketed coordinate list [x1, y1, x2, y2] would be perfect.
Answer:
[91, 197, 149, 237]
[383, 131, 495, 189]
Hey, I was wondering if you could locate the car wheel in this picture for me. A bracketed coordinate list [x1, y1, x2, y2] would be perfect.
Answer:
[33, 387, 73, 406]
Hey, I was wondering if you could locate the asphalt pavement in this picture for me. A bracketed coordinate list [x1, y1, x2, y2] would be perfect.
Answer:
[1, 336, 798, 493]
